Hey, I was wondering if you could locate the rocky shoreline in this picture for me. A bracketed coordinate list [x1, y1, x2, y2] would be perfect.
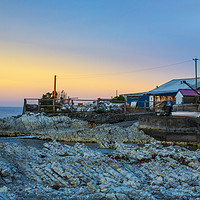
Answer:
[0, 113, 154, 145]
[0, 141, 200, 199]
[0, 113, 200, 199]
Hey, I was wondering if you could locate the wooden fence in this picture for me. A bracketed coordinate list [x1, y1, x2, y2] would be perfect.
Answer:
[23, 98, 176, 114]
[23, 98, 127, 114]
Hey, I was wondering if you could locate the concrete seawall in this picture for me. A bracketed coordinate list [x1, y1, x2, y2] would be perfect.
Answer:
[67, 112, 154, 124]
[138, 116, 200, 143]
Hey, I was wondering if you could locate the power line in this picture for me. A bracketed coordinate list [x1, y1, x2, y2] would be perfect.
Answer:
[58, 59, 192, 80]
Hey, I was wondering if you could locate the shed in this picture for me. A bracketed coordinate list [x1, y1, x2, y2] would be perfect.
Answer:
[175, 89, 200, 104]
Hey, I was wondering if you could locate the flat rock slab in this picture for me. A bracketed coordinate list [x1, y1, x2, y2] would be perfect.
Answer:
[0, 141, 199, 199]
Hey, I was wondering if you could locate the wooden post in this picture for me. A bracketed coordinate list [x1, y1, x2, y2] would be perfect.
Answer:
[124, 101, 126, 113]
[53, 75, 57, 112]
[38, 99, 40, 112]
[53, 99, 55, 111]
[54, 75, 56, 99]
[68, 96, 70, 105]
[97, 98, 100, 110]
[71, 100, 74, 112]
[193, 58, 199, 89]
[23, 99, 27, 114]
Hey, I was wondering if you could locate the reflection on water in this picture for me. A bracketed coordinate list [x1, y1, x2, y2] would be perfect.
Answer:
[0, 137, 48, 149]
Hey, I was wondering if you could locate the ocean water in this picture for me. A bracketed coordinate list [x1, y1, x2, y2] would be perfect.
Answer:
[0, 107, 23, 118]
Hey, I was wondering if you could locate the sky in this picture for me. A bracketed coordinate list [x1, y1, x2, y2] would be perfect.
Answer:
[0, 0, 200, 106]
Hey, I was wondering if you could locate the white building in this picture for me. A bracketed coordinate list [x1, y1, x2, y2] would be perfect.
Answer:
[175, 89, 200, 104]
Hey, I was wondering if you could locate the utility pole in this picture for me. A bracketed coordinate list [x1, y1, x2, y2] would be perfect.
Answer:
[54, 75, 57, 99]
[193, 58, 199, 89]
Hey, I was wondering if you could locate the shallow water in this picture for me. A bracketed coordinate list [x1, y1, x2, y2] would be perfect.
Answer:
[0, 137, 198, 152]
[0, 137, 114, 154]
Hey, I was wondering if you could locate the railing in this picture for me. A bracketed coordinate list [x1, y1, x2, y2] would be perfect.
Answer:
[23, 98, 179, 114]
[173, 103, 200, 112]
[23, 98, 127, 113]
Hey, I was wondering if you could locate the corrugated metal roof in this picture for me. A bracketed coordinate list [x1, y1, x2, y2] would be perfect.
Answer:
[122, 92, 148, 96]
[125, 92, 148, 97]
[149, 77, 200, 95]
[122, 77, 200, 97]
[179, 89, 200, 96]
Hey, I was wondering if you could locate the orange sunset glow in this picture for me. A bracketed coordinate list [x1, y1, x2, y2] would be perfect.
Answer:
[0, 1, 199, 106]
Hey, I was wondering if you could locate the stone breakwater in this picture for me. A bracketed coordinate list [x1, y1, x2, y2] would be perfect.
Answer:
[0, 141, 200, 199]
[0, 114, 154, 144]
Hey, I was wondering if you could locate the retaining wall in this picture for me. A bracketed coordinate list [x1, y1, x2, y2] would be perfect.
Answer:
[138, 116, 200, 142]
[67, 112, 154, 124]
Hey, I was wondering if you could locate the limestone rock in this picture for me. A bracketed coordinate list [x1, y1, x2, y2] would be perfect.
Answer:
[0, 141, 199, 199]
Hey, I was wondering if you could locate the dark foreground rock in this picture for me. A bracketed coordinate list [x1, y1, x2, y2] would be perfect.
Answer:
[0, 141, 200, 199]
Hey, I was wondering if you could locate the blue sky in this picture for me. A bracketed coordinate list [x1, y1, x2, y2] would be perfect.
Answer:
[0, 0, 200, 105]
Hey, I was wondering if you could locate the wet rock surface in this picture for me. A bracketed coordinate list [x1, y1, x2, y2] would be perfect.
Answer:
[0, 141, 199, 199]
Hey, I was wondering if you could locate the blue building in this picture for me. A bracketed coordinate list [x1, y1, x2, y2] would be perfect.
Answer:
[123, 92, 149, 109]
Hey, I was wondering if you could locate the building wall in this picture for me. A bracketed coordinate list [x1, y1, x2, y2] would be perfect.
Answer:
[154, 96, 175, 102]
[183, 97, 196, 104]
[149, 95, 176, 111]
[138, 95, 149, 109]
[149, 96, 154, 110]
[126, 96, 139, 105]
[126, 95, 149, 109]
[175, 91, 183, 104]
